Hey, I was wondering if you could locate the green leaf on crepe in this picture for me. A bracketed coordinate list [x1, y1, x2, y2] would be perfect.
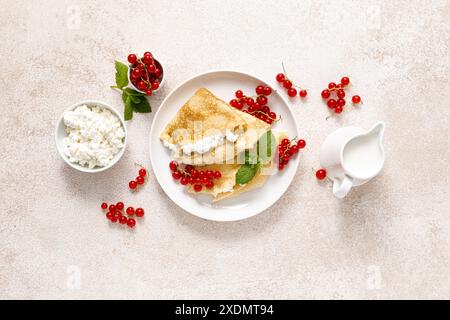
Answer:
[244, 150, 258, 165]
[257, 130, 275, 164]
[114, 60, 129, 89]
[124, 96, 133, 121]
[132, 97, 151, 113]
[236, 163, 259, 185]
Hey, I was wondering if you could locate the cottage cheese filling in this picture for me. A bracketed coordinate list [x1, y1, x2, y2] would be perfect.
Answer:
[62, 105, 125, 168]
[170, 130, 239, 155]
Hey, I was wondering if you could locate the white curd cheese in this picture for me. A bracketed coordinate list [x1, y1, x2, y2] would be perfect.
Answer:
[173, 129, 239, 156]
[62, 105, 125, 168]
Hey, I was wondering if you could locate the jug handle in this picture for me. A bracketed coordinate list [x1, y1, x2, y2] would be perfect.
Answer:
[333, 176, 353, 199]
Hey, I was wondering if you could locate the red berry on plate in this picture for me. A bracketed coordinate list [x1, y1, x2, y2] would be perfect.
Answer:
[287, 88, 297, 97]
[257, 95, 268, 106]
[101, 202, 108, 210]
[341, 77, 350, 86]
[193, 184, 203, 192]
[299, 89, 307, 98]
[205, 181, 214, 189]
[116, 202, 124, 210]
[126, 207, 134, 215]
[328, 82, 336, 89]
[337, 89, 345, 99]
[281, 138, 290, 146]
[172, 171, 181, 180]
[278, 163, 285, 170]
[255, 85, 265, 95]
[263, 86, 272, 96]
[135, 208, 144, 217]
[327, 99, 337, 109]
[352, 95, 361, 104]
[316, 169, 327, 180]
[119, 215, 128, 225]
[276, 73, 285, 82]
[180, 177, 189, 185]
[139, 168, 147, 177]
[291, 145, 300, 154]
[334, 105, 343, 114]
[169, 161, 178, 171]
[129, 180, 137, 190]
[297, 139, 306, 149]
[214, 171, 222, 179]
[283, 80, 293, 89]
[136, 176, 145, 185]
[128, 54, 137, 64]
[127, 218, 136, 228]
[235, 90, 244, 99]
[321, 89, 331, 99]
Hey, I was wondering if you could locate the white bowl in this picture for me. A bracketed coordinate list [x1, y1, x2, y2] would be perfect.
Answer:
[55, 100, 127, 173]
[127, 58, 165, 94]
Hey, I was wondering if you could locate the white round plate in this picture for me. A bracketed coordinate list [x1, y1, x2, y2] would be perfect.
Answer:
[149, 70, 299, 221]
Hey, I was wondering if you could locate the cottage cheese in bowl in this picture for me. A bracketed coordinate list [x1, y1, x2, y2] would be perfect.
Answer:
[56, 101, 127, 172]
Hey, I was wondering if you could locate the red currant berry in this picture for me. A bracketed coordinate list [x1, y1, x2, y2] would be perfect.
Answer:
[151, 81, 159, 90]
[145, 89, 153, 96]
[139, 168, 147, 177]
[235, 90, 244, 99]
[214, 171, 222, 179]
[135, 208, 144, 217]
[155, 68, 162, 77]
[101, 202, 108, 210]
[255, 85, 265, 95]
[230, 99, 239, 108]
[276, 73, 285, 82]
[352, 95, 361, 104]
[180, 177, 189, 185]
[127, 54, 137, 64]
[287, 88, 297, 97]
[263, 87, 272, 96]
[119, 215, 128, 225]
[193, 184, 202, 192]
[291, 145, 300, 153]
[137, 81, 146, 90]
[142, 54, 153, 65]
[321, 89, 331, 99]
[169, 161, 178, 171]
[327, 99, 337, 109]
[131, 67, 142, 79]
[334, 105, 343, 114]
[205, 181, 214, 189]
[257, 96, 268, 106]
[116, 202, 124, 210]
[109, 204, 116, 212]
[143, 51, 153, 57]
[297, 139, 306, 149]
[246, 97, 255, 106]
[127, 218, 136, 228]
[106, 211, 114, 220]
[283, 80, 293, 89]
[299, 89, 307, 98]
[341, 77, 350, 86]
[337, 89, 345, 99]
[172, 171, 181, 180]
[185, 165, 194, 172]
[281, 138, 290, 146]
[328, 82, 336, 89]
[129, 180, 137, 190]
[147, 64, 156, 73]
[316, 169, 327, 180]
[136, 176, 145, 185]
[337, 98, 346, 107]
[269, 112, 276, 120]
[126, 207, 134, 215]
[278, 163, 285, 170]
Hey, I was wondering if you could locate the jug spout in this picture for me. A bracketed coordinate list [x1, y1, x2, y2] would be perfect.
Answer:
[368, 122, 385, 145]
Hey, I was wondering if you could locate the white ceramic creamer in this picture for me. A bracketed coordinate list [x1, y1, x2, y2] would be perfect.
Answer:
[320, 122, 385, 199]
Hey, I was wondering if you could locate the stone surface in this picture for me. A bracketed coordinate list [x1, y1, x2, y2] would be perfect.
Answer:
[0, 0, 449, 299]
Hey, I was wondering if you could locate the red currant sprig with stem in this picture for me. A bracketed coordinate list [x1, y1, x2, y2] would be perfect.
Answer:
[169, 161, 222, 192]
[277, 137, 306, 170]
[276, 62, 308, 100]
[128, 163, 148, 191]
[100, 201, 144, 228]
[128, 52, 162, 96]
[322, 76, 363, 116]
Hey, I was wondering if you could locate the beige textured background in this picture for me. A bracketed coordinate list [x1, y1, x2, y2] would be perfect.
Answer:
[1, 0, 449, 299]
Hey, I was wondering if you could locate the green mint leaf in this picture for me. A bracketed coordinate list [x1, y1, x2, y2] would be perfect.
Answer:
[124, 96, 133, 121]
[130, 95, 141, 104]
[121, 91, 128, 104]
[124, 88, 144, 96]
[115, 60, 129, 89]
[132, 97, 151, 113]
[236, 164, 258, 185]
[257, 130, 275, 164]
[244, 150, 258, 165]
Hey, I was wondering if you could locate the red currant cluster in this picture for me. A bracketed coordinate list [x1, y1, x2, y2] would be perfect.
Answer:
[229, 85, 278, 125]
[129, 167, 148, 190]
[321, 77, 362, 114]
[275, 72, 307, 100]
[278, 138, 306, 170]
[315, 168, 327, 180]
[127, 52, 162, 96]
[101, 202, 145, 228]
[170, 161, 222, 192]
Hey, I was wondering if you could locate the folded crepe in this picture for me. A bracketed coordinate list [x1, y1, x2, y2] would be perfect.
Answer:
[160, 88, 270, 165]
[187, 131, 287, 202]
